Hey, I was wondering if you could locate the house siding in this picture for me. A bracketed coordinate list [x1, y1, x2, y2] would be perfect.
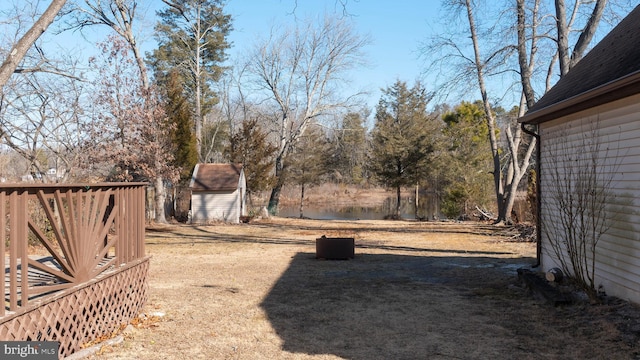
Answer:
[539, 93, 640, 302]
[191, 190, 241, 223]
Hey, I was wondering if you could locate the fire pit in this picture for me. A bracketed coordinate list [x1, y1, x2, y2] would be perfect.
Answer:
[316, 236, 355, 260]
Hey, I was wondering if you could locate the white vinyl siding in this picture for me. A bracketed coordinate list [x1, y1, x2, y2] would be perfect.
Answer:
[189, 167, 247, 224]
[539, 93, 640, 302]
[191, 190, 241, 223]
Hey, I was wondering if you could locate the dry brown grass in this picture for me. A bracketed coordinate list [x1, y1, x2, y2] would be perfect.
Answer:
[87, 218, 640, 359]
[256, 184, 404, 208]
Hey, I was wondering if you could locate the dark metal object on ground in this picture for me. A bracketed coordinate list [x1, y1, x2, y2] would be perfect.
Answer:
[316, 236, 355, 260]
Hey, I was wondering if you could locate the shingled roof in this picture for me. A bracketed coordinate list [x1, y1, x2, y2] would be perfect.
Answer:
[190, 163, 243, 191]
[520, 5, 640, 125]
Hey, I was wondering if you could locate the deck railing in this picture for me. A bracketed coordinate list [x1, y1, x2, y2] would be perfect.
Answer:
[1, 182, 146, 316]
[1, 183, 149, 356]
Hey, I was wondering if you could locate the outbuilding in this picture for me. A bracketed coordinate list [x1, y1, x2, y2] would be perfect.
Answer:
[520, 6, 640, 302]
[189, 163, 247, 223]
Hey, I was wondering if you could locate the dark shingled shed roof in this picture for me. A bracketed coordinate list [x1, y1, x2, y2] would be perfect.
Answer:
[520, 5, 640, 125]
[190, 163, 243, 191]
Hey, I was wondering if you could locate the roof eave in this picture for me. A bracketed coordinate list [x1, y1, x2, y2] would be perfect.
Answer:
[519, 70, 640, 125]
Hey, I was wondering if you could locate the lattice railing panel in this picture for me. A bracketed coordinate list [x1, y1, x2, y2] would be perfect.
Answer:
[2, 183, 146, 316]
[0, 257, 149, 358]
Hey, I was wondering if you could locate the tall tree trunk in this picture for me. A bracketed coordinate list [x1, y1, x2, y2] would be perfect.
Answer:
[415, 183, 419, 219]
[154, 175, 167, 223]
[517, 0, 537, 107]
[194, 7, 203, 161]
[514, 0, 540, 226]
[569, 0, 607, 67]
[195, 68, 203, 161]
[395, 184, 401, 219]
[113, 0, 149, 89]
[267, 111, 292, 215]
[130, 38, 149, 90]
[555, 0, 571, 77]
[267, 187, 282, 214]
[555, 0, 607, 77]
[502, 108, 537, 223]
[299, 183, 305, 218]
[0, 0, 67, 93]
[267, 154, 285, 215]
[464, 0, 505, 223]
[267, 184, 283, 215]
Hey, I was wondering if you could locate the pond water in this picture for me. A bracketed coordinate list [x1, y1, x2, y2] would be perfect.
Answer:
[277, 195, 440, 221]
[276, 196, 532, 222]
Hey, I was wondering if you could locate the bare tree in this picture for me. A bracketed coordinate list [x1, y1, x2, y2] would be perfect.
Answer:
[248, 14, 368, 214]
[85, 36, 179, 223]
[68, 0, 180, 222]
[459, 0, 514, 224]
[541, 119, 622, 300]
[0, 0, 67, 93]
[512, 0, 616, 225]
[217, 61, 252, 138]
[212, 60, 262, 164]
[425, 0, 622, 224]
[555, 0, 607, 77]
[0, 1, 87, 181]
[0, 62, 86, 182]
[70, 0, 150, 88]
[150, 0, 232, 161]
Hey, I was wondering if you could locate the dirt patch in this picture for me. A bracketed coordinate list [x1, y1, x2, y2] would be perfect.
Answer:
[87, 218, 640, 359]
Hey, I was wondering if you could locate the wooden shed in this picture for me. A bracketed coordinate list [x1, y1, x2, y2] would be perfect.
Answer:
[189, 163, 247, 223]
[520, 5, 640, 303]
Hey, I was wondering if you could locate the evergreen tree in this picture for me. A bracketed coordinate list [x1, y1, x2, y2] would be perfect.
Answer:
[150, 0, 232, 161]
[286, 124, 331, 218]
[369, 80, 436, 218]
[165, 69, 198, 183]
[439, 101, 493, 218]
[225, 118, 278, 199]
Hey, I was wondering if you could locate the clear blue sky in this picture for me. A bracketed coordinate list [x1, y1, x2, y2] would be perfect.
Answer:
[224, 0, 442, 108]
[5, 0, 439, 112]
[4, 1, 632, 112]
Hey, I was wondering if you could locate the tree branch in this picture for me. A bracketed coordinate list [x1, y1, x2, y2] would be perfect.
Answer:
[0, 0, 67, 92]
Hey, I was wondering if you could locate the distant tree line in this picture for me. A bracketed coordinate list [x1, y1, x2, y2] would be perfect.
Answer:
[222, 77, 501, 220]
[0, 0, 632, 222]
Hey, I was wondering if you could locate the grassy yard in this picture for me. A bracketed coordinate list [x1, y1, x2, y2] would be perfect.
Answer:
[85, 218, 640, 359]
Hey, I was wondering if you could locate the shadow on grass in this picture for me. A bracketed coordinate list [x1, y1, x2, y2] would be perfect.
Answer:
[260, 252, 536, 359]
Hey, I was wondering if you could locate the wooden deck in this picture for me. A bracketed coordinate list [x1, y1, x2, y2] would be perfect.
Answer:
[1, 183, 148, 357]
[4, 255, 118, 309]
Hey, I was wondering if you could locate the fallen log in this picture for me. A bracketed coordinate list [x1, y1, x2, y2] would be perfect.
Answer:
[475, 206, 496, 221]
[546, 267, 564, 283]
